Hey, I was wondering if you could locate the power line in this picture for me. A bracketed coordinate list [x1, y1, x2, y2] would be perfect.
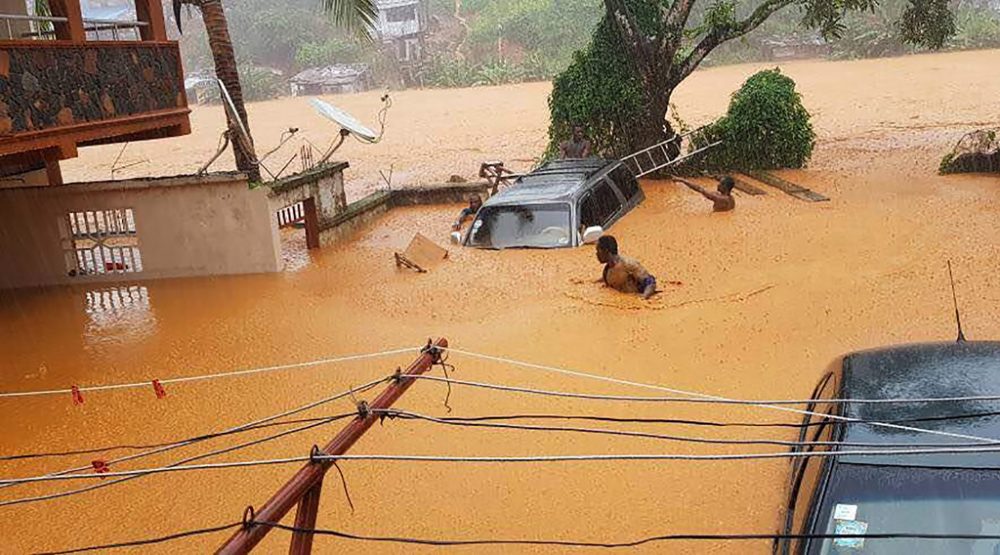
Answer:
[13, 445, 1000, 487]
[0, 347, 416, 399]
[377, 409, 1000, 448]
[432, 349, 1000, 444]
[260, 521, 1000, 548]
[0, 414, 356, 508]
[0, 416, 350, 462]
[35, 522, 241, 555]
[40, 521, 1000, 553]
[0, 378, 391, 507]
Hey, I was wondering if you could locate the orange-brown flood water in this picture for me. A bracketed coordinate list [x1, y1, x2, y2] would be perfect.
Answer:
[2, 49, 1000, 553]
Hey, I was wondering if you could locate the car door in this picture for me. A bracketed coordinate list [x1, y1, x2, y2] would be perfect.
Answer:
[579, 178, 626, 232]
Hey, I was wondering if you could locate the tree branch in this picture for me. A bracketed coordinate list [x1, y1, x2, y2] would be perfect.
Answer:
[604, 0, 658, 80]
[671, 0, 796, 82]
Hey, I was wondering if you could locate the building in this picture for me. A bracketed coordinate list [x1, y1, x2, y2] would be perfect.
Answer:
[0, 0, 189, 187]
[374, 0, 428, 82]
[289, 64, 373, 96]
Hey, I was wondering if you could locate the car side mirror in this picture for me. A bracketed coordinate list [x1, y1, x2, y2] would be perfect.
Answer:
[450, 231, 462, 245]
[582, 226, 603, 245]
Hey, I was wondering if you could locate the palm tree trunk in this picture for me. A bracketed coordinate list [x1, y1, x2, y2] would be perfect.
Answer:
[198, 0, 260, 181]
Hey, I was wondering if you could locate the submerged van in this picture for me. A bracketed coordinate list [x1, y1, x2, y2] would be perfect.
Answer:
[454, 158, 644, 249]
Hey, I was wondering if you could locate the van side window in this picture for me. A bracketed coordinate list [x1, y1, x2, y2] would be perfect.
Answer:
[610, 165, 640, 202]
[594, 181, 622, 224]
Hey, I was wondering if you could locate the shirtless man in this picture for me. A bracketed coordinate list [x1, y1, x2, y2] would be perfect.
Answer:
[596, 235, 656, 299]
[560, 125, 592, 159]
[452, 195, 483, 231]
[679, 176, 736, 212]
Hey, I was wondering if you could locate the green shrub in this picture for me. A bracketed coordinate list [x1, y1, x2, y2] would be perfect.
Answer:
[692, 68, 815, 171]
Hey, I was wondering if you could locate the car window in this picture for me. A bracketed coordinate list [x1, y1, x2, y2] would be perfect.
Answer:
[610, 165, 640, 202]
[581, 180, 622, 229]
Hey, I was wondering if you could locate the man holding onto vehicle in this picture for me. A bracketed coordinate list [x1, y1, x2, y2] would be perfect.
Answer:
[452, 194, 483, 231]
[596, 235, 656, 299]
[560, 125, 592, 159]
[678, 176, 736, 212]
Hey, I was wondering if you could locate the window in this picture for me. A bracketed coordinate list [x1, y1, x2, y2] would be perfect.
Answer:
[467, 204, 572, 249]
[386, 5, 416, 22]
[60, 208, 142, 277]
[580, 181, 622, 229]
[609, 165, 640, 202]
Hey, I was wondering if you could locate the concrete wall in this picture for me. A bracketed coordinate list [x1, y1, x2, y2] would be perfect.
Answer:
[268, 162, 348, 224]
[0, 172, 281, 290]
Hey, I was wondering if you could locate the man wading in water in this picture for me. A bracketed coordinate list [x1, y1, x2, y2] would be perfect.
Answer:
[560, 125, 592, 159]
[596, 235, 657, 299]
[678, 176, 736, 212]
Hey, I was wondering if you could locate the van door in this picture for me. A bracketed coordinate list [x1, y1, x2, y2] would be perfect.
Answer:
[608, 163, 644, 209]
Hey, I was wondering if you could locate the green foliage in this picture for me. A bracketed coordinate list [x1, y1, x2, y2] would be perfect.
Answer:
[545, 16, 645, 158]
[900, 0, 956, 48]
[692, 69, 815, 171]
[420, 53, 553, 87]
[200, 65, 285, 103]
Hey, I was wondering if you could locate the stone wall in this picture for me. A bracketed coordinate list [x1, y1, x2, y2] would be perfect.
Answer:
[0, 43, 183, 135]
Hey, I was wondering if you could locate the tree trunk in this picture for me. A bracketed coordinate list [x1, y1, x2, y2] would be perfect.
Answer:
[624, 86, 679, 170]
[199, 0, 261, 182]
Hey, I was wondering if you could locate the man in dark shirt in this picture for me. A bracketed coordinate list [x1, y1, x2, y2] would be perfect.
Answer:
[596, 235, 656, 299]
[560, 125, 592, 159]
[452, 195, 483, 231]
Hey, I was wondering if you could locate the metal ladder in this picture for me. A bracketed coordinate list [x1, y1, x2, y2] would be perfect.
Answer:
[619, 127, 722, 178]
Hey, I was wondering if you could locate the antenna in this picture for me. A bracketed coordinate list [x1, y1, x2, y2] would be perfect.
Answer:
[947, 259, 967, 343]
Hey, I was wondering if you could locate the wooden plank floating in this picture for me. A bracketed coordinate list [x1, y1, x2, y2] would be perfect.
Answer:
[745, 171, 830, 202]
[724, 174, 767, 196]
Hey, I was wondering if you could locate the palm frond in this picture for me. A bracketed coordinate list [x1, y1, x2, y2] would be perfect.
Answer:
[321, 0, 379, 43]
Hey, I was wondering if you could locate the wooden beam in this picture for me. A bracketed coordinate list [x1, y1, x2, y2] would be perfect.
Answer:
[134, 0, 168, 41]
[47, 0, 86, 42]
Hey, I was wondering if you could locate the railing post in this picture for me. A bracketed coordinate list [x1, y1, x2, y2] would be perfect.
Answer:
[133, 0, 167, 41]
[217, 338, 448, 554]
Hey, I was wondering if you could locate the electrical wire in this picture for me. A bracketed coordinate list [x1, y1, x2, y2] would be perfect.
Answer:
[35, 522, 241, 555]
[0, 414, 356, 508]
[0, 378, 390, 506]
[39, 522, 1000, 553]
[1, 415, 349, 462]
[426, 350, 1000, 444]
[260, 521, 1000, 548]
[0, 347, 416, 399]
[376, 409, 1000, 448]
[12, 445, 1000, 486]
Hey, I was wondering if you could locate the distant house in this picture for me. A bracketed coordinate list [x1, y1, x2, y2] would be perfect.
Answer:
[762, 36, 831, 60]
[374, 0, 428, 66]
[289, 64, 374, 96]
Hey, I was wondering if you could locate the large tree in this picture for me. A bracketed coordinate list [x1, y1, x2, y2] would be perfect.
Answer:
[552, 0, 957, 155]
[171, 0, 377, 182]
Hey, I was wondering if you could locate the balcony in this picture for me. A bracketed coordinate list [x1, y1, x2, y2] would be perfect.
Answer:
[0, 0, 189, 185]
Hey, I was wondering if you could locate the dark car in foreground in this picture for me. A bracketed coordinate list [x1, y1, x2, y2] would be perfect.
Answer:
[778, 341, 1000, 554]
[454, 158, 644, 249]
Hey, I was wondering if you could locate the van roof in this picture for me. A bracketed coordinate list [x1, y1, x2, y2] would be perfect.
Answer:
[484, 158, 619, 206]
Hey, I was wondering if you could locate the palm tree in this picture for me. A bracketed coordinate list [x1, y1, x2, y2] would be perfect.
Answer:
[171, 0, 377, 183]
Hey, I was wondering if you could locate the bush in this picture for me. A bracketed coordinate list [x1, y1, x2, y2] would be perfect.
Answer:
[692, 69, 815, 171]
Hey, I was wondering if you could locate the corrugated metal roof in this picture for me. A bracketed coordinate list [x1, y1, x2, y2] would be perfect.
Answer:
[289, 64, 370, 86]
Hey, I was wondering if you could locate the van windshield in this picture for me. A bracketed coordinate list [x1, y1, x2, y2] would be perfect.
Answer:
[466, 204, 572, 249]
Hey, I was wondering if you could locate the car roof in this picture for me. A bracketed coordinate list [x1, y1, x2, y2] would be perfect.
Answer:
[838, 341, 1000, 467]
[483, 158, 619, 206]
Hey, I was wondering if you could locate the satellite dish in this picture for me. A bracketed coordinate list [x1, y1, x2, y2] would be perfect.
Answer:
[216, 79, 255, 156]
[309, 98, 378, 142]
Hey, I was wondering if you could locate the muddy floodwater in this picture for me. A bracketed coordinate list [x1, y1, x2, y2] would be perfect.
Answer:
[3, 49, 1000, 553]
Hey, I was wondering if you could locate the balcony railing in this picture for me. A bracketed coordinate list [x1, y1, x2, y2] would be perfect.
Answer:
[1, 13, 148, 41]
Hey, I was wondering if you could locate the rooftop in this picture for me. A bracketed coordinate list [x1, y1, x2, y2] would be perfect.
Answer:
[485, 159, 617, 205]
